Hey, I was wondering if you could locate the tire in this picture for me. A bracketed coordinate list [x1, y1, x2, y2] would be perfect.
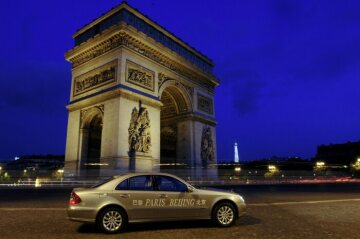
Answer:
[212, 202, 236, 227]
[97, 207, 127, 234]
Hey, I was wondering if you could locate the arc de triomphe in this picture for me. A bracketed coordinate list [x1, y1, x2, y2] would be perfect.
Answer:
[64, 2, 219, 177]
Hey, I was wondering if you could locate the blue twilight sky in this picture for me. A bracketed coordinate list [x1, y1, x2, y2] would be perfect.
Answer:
[1, 0, 360, 161]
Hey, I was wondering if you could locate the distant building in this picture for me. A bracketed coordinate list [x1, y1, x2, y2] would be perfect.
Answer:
[315, 141, 360, 165]
[4, 155, 64, 171]
[234, 142, 239, 163]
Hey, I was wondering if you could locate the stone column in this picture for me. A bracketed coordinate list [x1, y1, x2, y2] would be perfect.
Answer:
[78, 128, 89, 176]
[176, 120, 195, 177]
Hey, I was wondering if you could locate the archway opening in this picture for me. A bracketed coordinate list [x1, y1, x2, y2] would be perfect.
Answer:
[87, 115, 102, 166]
[160, 86, 189, 168]
[81, 112, 103, 176]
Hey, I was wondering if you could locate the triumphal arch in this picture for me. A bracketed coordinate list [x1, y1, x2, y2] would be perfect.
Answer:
[64, 2, 219, 177]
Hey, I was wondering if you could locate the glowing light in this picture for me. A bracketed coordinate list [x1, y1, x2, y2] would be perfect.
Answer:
[316, 161, 325, 167]
[14, 156, 20, 161]
[234, 167, 241, 172]
[234, 142, 239, 163]
[35, 178, 41, 188]
[154, 163, 187, 166]
[83, 163, 109, 166]
[57, 169, 64, 173]
[268, 165, 277, 171]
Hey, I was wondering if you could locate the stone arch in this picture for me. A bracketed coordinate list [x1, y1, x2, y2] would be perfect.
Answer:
[79, 105, 104, 177]
[80, 106, 104, 129]
[159, 79, 193, 113]
[159, 80, 193, 168]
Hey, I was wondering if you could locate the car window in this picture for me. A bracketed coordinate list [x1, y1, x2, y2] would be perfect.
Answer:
[155, 176, 187, 192]
[128, 176, 153, 191]
[91, 177, 114, 188]
[115, 179, 128, 190]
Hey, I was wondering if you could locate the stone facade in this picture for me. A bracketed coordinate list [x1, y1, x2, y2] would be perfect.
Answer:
[64, 2, 219, 177]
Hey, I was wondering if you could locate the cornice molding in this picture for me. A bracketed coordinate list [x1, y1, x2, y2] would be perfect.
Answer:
[72, 2, 213, 66]
[65, 27, 219, 89]
[67, 87, 162, 112]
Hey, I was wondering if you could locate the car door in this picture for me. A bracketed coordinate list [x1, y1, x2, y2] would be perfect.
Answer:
[113, 175, 161, 221]
[153, 175, 207, 219]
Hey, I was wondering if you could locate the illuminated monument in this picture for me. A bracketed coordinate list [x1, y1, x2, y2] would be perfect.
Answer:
[234, 142, 239, 163]
[64, 2, 219, 176]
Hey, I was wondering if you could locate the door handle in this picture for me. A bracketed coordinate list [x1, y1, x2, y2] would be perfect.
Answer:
[119, 194, 130, 198]
[159, 194, 168, 198]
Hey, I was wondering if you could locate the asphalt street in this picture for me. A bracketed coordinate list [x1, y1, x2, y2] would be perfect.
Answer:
[0, 183, 360, 239]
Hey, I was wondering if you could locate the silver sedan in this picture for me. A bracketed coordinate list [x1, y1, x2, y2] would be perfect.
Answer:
[67, 172, 246, 233]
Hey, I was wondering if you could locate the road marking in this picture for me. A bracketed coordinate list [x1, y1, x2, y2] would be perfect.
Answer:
[248, 198, 360, 207]
[0, 208, 66, 211]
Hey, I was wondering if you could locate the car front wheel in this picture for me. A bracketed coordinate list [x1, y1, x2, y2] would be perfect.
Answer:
[97, 207, 127, 234]
[212, 202, 236, 227]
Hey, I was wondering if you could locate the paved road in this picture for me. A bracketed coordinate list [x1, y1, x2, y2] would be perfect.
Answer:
[0, 183, 360, 239]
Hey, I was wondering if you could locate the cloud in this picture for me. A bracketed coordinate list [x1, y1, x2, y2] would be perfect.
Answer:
[221, 69, 266, 115]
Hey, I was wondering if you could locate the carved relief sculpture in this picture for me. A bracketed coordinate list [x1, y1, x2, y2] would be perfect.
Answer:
[74, 61, 117, 96]
[201, 126, 215, 164]
[158, 72, 194, 97]
[126, 60, 155, 91]
[158, 73, 168, 89]
[128, 107, 152, 154]
[198, 94, 213, 115]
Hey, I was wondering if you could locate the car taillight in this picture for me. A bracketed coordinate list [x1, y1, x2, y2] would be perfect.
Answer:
[69, 192, 81, 205]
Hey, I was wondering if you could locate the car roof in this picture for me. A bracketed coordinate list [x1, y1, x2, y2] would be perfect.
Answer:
[96, 172, 189, 190]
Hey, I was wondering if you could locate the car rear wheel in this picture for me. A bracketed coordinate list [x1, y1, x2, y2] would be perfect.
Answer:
[212, 202, 236, 227]
[97, 207, 127, 234]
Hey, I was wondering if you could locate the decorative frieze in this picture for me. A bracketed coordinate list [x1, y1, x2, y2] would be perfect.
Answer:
[126, 60, 155, 91]
[74, 61, 117, 96]
[197, 94, 213, 115]
[67, 31, 215, 93]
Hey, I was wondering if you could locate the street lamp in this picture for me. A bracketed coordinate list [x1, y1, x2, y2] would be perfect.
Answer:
[268, 165, 278, 173]
[265, 164, 280, 178]
[352, 158, 360, 171]
[57, 169, 64, 174]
